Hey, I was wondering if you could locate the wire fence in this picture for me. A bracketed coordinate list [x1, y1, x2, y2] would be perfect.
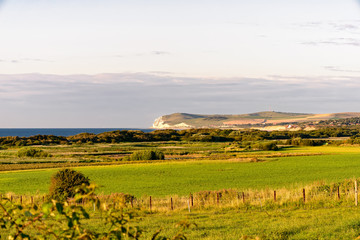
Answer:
[2, 179, 360, 212]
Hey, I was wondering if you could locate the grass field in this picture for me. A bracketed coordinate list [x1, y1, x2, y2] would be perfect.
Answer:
[2, 146, 360, 197]
[3, 144, 360, 239]
[134, 207, 360, 239]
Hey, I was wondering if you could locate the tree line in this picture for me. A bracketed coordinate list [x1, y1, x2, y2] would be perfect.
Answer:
[1, 126, 360, 147]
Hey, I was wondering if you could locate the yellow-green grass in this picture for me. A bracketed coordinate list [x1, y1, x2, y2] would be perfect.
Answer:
[279, 145, 360, 154]
[1, 145, 360, 197]
[135, 206, 360, 239]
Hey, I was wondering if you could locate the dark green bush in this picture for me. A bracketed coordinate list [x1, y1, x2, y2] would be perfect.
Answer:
[261, 142, 279, 151]
[130, 149, 165, 161]
[288, 138, 326, 146]
[48, 168, 90, 201]
[252, 142, 278, 151]
[17, 147, 51, 158]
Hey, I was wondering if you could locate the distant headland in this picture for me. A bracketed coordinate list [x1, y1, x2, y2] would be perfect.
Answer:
[152, 111, 360, 131]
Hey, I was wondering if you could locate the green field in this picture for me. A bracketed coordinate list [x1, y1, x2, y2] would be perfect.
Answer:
[2, 146, 360, 197]
[136, 206, 360, 239]
[3, 144, 360, 239]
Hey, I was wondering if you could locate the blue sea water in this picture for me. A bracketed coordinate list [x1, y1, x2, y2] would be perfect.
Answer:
[0, 128, 154, 137]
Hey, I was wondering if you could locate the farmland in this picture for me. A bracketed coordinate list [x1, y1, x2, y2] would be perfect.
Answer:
[1, 144, 360, 196]
[2, 133, 360, 239]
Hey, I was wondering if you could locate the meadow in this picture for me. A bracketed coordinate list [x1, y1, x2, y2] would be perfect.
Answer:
[136, 206, 360, 239]
[2, 141, 360, 239]
[1, 145, 360, 197]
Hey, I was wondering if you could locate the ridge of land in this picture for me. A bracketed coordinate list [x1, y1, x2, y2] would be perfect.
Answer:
[152, 111, 360, 130]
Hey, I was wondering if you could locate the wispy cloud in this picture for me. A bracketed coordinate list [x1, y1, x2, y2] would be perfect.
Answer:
[151, 51, 170, 55]
[330, 23, 360, 32]
[324, 66, 360, 73]
[297, 20, 360, 48]
[302, 38, 360, 47]
[297, 20, 360, 33]
[114, 51, 171, 58]
[0, 58, 51, 63]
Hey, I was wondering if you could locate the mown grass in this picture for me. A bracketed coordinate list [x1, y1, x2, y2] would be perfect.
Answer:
[2, 145, 360, 196]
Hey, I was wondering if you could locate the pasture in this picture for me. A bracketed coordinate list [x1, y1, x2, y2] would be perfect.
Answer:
[1, 145, 360, 197]
[2, 142, 360, 239]
[136, 206, 360, 239]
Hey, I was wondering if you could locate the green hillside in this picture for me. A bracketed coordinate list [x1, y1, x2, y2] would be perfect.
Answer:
[153, 111, 360, 129]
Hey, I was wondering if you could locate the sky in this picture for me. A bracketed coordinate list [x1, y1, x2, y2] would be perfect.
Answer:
[0, 0, 360, 127]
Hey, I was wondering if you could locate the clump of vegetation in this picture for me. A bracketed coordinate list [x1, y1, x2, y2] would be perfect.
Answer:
[286, 138, 326, 146]
[0, 184, 191, 239]
[251, 142, 279, 151]
[108, 192, 135, 206]
[17, 147, 51, 158]
[48, 168, 90, 201]
[129, 149, 165, 161]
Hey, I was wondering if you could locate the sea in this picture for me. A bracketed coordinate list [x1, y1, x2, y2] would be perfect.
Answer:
[0, 128, 154, 137]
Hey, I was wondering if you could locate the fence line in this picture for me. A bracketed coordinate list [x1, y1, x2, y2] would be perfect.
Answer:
[2, 180, 360, 212]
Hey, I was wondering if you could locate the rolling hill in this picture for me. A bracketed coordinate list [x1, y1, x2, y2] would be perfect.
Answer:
[152, 111, 360, 130]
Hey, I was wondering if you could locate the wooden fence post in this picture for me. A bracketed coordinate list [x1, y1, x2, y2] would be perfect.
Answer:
[216, 193, 220, 204]
[274, 191, 276, 202]
[303, 189, 306, 203]
[170, 198, 173, 210]
[190, 193, 194, 207]
[149, 196, 152, 212]
[20, 196, 23, 205]
[131, 198, 134, 208]
[355, 180, 358, 207]
[242, 192, 245, 203]
[31, 196, 34, 205]
[337, 186, 340, 200]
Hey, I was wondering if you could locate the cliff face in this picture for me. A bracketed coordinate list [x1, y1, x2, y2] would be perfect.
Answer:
[152, 116, 193, 129]
[152, 116, 167, 128]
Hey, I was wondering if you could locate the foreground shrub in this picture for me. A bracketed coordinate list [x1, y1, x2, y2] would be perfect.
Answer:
[17, 147, 51, 158]
[130, 149, 165, 161]
[108, 192, 136, 206]
[48, 168, 90, 201]
[0, 184, 191, 239]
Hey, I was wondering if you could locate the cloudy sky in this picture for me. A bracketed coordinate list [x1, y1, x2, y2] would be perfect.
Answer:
[1, 0, 360, 127]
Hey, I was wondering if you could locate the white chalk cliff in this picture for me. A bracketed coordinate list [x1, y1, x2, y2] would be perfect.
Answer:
[152, 116, 192, 129]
